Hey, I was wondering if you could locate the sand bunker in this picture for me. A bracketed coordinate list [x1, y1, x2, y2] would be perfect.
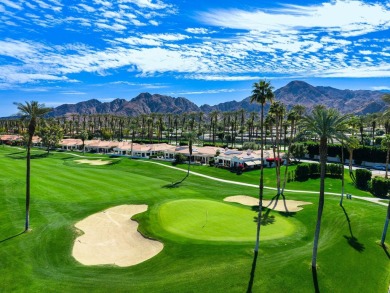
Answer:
[72, 205, 163, 267]
[74, 159, 111, 165]
[224, 195, 312, 212]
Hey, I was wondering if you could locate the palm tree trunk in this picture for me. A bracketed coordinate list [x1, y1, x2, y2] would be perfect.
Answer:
[385, 148, 389, 179]
[281, 120, 295, 194]
[381, 201, 390, 246]
[312, 137, 327, 269]
[25, 137, 32, 231]
[339, 144, 345, 206]
[255, 105, 264, 252]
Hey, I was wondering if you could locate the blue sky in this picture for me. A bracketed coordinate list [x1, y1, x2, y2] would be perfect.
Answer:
[1, 0, 390, 116]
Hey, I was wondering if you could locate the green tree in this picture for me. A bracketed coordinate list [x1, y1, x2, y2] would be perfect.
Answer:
[79, 129, 89, 154]
[250, 79, 274, 253]
[14, 101, 51, 231]
[38, 122, 63, 154]
[289, 143, 307, 162]
[300, 106, 350, 269]
[345, 136, 360, 183]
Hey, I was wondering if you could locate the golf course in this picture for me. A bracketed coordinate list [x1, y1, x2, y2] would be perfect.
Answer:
[1, 146, 389, 292]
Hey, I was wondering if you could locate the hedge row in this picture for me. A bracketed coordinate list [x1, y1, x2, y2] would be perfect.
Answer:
[295, 163, 343, 181]
[305, 142, 387, 164]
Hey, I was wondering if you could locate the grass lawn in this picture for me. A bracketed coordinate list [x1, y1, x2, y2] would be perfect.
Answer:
[156, 199, 299, 242]
[165, 161, 374, 197]
[0, 146, 389, 292]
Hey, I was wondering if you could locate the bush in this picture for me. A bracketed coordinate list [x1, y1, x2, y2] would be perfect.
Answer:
[327, 163, 342, 178]
[355, 169, 372, 190]
[242, 141, 260, 150]
[295, 164, 310, 181]
[371, 177, 390, 197]
[309, 163, 320, 177]
[173, 153, 187, 165]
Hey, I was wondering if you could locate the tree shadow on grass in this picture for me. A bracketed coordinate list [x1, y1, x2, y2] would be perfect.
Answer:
[6, 152, 49, 160]
[381, 244, 390, 259]
[312, 267, 320, 293]
[252, 208, 275, 226]
[0, 231, 24, 244]
[246, 250, 258, 293]
[162, 183, 181, 189]
[341, 205, 365, 252]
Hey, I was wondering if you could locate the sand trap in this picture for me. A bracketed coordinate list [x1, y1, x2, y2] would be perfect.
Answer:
[224, 195, 312, 212]
[74, 159, 111, 165]
[72, 205, 163, 267]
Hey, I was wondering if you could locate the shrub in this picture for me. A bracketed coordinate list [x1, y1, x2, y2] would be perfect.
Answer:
[371, 177, 390, 197]
[289, 143, 308, 162]
[295, 164, 310, 181]
[355, 169, 372, 190]
[242, 141, 260, 150]
[173, 153, 187, 165]
[327, 163, 342, 178]
[309, 163, 320, 177]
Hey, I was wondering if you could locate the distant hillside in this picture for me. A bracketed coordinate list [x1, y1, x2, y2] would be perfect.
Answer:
[201, 81, 386, 114]
[44, 80, 386, 118]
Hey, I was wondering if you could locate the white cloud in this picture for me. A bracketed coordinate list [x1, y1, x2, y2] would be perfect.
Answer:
[60, 91, 87, 95]
[198, 0, 390, 37]
[185, 28, 210, 34]
[371, 86, 390, 91]
[78, 4, 96, 13]
[0, 0, 22, 10]
[96, 22, 127, 31]
[118, 0, 169, 10]
[186, 75, 262, 81]
[175, 88, 238, 95]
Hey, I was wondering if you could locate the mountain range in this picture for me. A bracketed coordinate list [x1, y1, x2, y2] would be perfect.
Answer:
[45, 80, 386, 117]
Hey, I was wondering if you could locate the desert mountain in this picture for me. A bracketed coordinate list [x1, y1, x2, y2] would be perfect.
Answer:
[45, 81, 386, 117]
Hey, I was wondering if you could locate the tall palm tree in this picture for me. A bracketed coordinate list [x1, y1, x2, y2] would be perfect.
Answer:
[250, 79, 274, 253]
[381, 134, 390, 179]
[14, 101, 51, 231]
[380, 134, 390, 246]
[300, 106, 350, 269]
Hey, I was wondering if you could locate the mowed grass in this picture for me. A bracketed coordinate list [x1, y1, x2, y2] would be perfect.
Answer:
[0, 146, 389, 292]
[157, 199, 299, 242]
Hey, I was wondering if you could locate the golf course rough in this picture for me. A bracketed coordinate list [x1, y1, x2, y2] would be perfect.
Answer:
[157, 199, 301, 242]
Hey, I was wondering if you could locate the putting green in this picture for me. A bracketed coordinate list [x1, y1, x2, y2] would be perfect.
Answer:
[158, 199, 299, 242]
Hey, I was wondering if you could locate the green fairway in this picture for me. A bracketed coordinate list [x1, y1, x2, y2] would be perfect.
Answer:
[0, 146, 389, 293]
[158, 199, 299, 241]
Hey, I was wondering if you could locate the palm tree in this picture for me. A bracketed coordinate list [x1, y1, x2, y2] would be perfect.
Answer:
[14, 101, 51, 231]
[381, 134, 390, 179]
[300, 106, 350, 269]
[268, 101, 286, 195]
[250, 79, 274, 253]
[345, 136, 360, 183]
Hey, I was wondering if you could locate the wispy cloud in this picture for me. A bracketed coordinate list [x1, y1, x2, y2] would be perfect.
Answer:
[174, 88, 242, 95]
[198, 0, 390, 37]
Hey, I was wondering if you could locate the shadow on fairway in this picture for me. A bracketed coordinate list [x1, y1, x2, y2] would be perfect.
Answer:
[6, 152, 49, 160]
[162, 183, 181, 189]
[341, 205, 365, 252]
[246, 250, 258, 293]
[312, 267, 320, 293]
[252, 208, 275, 226]
[0, 231, 24, 244]
[382, 245, 390, 259]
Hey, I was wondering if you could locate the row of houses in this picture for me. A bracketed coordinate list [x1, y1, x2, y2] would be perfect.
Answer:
[59, 138, 281, 168]
[0, 135, 281, 168]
